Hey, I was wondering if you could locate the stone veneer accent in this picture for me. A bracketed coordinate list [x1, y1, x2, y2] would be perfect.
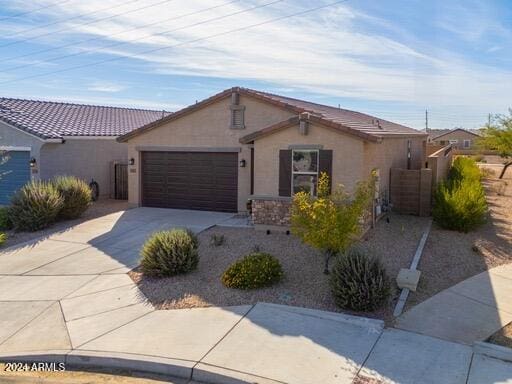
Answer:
[251, 197, 292, 227]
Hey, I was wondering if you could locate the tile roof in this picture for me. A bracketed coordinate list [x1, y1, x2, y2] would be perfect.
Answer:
[242, 88, 426, 138]
[119, 87, 426, 143]
[429, 128, 482, 140]
[0, 97, 169, 140]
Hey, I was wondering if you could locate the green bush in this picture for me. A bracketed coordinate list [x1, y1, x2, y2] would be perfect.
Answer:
[0, 207, 13, 230]
[9, 181, 64, 231]
[52, 176, 92, 220]
[0, 232, 7, 246]
[222, 252, 283, 290]
[433, 180, 487, 232]
[433, 157, 487, 232]
[330, 249, 391, 312]
[140, 229, 199, 277]
[448, 157, 482, 185]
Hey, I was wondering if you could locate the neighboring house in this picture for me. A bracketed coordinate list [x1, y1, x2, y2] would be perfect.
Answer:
[428, 128, 481, 150]
[0, 98, 167, 204]
[118, 87, 428, 223]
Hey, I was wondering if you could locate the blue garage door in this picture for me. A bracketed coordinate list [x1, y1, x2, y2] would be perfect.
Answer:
[0, 150, 31, 205]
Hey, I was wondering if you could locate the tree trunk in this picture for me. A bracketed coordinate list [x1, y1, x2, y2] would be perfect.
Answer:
[323, 250, 336, 274]
[499, 161, 512, 179]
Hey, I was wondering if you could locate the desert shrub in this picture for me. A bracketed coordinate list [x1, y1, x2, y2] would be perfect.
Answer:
[0, 232, 6, 246]
[433, 181, 487, 232]
[448, 157, 482, 185]
[330, 249, 390, 312]
[140, 228, 199, 277]
[222, 252, 283, 290]
[0, 207, 13, 230]
[210, 233, 225, 247]
[52, 176, 92, 220]
[291, 172, 373, 273]
[433, 157, 487, 232]
[9, 181, 64, 231]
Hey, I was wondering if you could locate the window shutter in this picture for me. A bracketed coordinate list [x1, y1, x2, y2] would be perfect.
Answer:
[319, 149, 333, 193]
[278, 150, 292, 197]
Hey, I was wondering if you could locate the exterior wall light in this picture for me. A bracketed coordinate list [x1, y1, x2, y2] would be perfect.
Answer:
[239, 159, 246, 168]
[129, 158, 135, 166]
[29, 158, 37, 167]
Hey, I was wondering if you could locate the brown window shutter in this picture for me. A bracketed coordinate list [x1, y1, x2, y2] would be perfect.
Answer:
[279, 150, 292, 196]
[319, 149, 333, 193]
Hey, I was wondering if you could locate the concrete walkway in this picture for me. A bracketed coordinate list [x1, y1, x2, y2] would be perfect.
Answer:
[397, 263, 512, 345]
[0, 208, 511, 383]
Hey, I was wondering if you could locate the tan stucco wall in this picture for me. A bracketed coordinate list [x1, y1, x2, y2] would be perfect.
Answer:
[40, 138, 127, 196]
[0, 120, 45, 179]
[125, 95, 295, 211]
[432, 130, 478, 149]
[253, 123, 365, 195]
[363, 136, 426, 201]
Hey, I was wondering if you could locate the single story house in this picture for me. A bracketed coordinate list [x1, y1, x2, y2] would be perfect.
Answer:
[428, 128, 481, 150]
[118, 87, 428, 225]
[0, 97, 167, 204]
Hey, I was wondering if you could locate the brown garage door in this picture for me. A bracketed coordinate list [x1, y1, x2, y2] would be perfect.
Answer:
[141, 151, 238, 212]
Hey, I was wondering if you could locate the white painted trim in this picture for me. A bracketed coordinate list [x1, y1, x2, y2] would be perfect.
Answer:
[62, 136, 118, 140]
[0, 146, 31, 151]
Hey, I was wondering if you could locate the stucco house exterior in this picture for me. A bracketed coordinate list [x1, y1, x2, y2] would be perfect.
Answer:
[428, 128, 481, 150]
[118, 87, 428, 225]
[0, 98, 166, 204]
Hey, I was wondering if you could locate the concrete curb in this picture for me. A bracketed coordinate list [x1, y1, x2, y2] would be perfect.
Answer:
[68, 350, 194, 379]
[193, 362, 283, 384]
[474, 341, 512, 363]
[0, 303, 385, 383]
[0, 350, 194, 380]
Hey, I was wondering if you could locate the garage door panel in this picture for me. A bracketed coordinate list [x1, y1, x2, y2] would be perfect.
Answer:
[142, 151, 238, 212]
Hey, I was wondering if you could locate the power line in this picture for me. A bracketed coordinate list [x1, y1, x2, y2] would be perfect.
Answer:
[3, 0, 242, 63]
[0, 0, 72, 22]
[0, 0, 143, 46]
[2, 0, 273, 73]
[0, 0, 349, 85]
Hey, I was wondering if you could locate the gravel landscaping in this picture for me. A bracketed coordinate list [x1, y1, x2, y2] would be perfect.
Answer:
[1, 199, 130, 248]
[488, 322, 512, 349]
[407, 171, 512, 309]
[131, 213, 430, 324]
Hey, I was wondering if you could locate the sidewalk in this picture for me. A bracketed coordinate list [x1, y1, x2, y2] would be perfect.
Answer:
[397, 263, 512, 345]
[1, 298, 512, 384]
[1, 209, 512, 383]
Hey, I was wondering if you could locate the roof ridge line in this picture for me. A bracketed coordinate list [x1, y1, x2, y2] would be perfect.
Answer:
[0, 96, 167, 113]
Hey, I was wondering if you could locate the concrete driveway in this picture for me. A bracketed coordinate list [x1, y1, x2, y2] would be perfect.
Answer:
[1, 208, 511, 383]
[0, 207, 233, 359]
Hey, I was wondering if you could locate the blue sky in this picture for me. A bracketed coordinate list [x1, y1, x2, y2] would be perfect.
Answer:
[0, 0, 511, 130]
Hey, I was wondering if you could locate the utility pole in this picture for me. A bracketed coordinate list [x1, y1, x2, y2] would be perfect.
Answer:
[488, 113, 492, 127]
[425, 109, 429, 132]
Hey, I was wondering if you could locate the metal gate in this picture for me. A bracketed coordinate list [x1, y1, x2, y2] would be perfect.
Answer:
[111, 162, 128, 200]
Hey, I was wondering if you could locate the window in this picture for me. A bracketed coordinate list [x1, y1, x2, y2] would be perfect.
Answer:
[463, 139, 471, 148]
[449, 139, 458, 144]
[292, 149, 318, 196]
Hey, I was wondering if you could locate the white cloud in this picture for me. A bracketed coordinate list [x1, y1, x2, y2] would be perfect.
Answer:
[2, 0, 512, 124]
[87, 81, 127, 92]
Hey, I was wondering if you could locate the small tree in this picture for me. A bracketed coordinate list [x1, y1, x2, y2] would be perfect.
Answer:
[478, 110, 512, 179]
[291, 172, 373, 274]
